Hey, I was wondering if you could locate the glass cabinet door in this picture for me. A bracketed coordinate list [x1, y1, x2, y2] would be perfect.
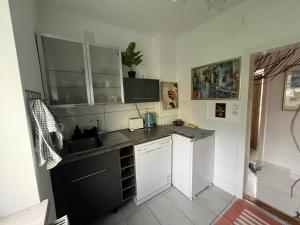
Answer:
[39, 35, 90, 106]
[87, 44, 123, 104]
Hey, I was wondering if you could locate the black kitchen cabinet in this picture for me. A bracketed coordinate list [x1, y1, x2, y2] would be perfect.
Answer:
[123, 78, 159, 103]
[51, 150, 122, 225]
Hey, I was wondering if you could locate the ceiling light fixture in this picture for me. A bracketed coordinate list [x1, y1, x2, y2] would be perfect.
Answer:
[207, 0, 227, 14]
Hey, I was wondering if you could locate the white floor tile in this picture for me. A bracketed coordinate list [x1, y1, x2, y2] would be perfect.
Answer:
[148, 196, 193, 225]
[117, 201, 141, 219]
[195, 187, 231, 215]
[87, 185, 233, 225]
[115, 220, 127, 225]
[166, 189, 217, 225]
[126, 207, 160, 225]
[210, 185, 234, 203]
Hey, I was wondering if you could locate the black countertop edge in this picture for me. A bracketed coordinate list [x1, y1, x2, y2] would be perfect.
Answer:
[58, 141, 133, 165]
[57, 125, 215, 166]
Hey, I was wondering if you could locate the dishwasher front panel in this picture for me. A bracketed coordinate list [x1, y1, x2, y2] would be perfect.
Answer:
[134, 137, 172, 205]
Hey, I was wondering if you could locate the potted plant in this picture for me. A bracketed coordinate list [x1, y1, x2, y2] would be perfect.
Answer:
[121, 42, 143, 78]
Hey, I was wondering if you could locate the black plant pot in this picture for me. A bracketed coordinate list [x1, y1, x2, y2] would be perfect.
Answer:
[128, 71, 136, 78]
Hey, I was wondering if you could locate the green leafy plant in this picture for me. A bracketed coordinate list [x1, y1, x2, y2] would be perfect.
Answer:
[121, 42, 143, 71]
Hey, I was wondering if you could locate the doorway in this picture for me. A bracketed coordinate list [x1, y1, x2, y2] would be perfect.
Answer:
[248, 54, 268, 174]
[244, 43, 300, 224]
[249, 79, 263, 162]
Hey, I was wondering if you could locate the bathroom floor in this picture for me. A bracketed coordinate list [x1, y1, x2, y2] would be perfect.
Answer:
[246, 161, 300, 219]
[88, 185, 234, 225]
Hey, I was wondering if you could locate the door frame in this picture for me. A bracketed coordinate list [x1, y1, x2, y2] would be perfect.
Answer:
[248, 61, 269, 164]
[242, 34, 300, 196]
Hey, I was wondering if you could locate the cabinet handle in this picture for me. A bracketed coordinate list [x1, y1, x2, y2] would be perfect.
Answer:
[71, 169, 110, 183]
[147, 147, 162, 153]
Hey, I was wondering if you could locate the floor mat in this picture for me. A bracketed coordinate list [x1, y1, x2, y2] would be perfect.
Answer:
[214, 199, 283, 225]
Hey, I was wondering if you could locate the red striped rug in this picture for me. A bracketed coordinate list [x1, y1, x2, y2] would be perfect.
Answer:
[214, 200, 283, 225]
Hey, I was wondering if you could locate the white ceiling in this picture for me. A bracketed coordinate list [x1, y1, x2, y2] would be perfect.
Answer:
[37, 0, 245, 36]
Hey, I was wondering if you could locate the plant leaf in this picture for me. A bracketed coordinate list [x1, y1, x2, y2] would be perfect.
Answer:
[121, 42, 143, 67]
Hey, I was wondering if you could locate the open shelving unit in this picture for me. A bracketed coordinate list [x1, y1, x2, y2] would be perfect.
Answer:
[119, 146, 136, 202]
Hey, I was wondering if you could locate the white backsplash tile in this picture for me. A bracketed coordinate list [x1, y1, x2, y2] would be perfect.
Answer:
[54, 103, 165, 139]
[161, 115, 178, 125]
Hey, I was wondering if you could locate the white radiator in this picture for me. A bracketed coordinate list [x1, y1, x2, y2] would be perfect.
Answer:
[52, 215, 69, 225]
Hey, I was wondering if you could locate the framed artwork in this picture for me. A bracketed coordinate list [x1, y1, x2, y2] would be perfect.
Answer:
[161, 82, 178, 110]
[215, 103, 226, 118]
[283, 66, 300, 110]
[191, 57, 241, 100]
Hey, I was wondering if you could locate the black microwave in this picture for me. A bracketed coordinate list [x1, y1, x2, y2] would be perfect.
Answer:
[123, 78, 160, 103]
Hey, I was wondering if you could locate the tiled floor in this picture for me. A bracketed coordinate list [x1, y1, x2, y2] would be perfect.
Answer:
[246, 161, 300, 218]
[88, 185, 234, 225]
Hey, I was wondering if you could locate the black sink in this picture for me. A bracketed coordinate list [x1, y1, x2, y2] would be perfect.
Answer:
[65, 137, 102, 153]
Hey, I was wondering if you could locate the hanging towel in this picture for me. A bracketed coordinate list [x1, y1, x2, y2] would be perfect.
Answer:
[29, 99, 63, 169]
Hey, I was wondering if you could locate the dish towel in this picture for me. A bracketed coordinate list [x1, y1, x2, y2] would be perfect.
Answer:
[29, 99, 63, 169]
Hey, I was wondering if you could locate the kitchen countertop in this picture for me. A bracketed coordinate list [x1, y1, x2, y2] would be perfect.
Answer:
[164, 125, 215, 141]
[60, 132, 132, 164]
[119, 126, 174, 145]
[59, 125, 214, 165]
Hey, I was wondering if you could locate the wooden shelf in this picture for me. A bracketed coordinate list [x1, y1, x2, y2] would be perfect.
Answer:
[119, 146, 136, 202]
[121, 174, 135, 181]
[122, 184, 135, 192]
[121, 166, 134, 178]
[122, 177, 135, 190]
[122, 186, 136, 202]
[120, 147, 133, 158]
[123, 195, 135, 202]
[120, 155, 134, 168]
[121, 164, 134, 170]
[120, 154, 133, 160]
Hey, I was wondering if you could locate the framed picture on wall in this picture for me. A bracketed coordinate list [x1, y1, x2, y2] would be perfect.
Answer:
[191, 57, 241, 100]
[161, 82, 178, 110]
[283, 65, 300, 110]
[215, 103, 226, 118]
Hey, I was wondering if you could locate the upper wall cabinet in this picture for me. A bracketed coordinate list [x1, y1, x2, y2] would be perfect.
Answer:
[36, 34, 123, 107]
[123, 78, 159, 103]
[87, 44, 123, 104]
[38, 35, 90, 106]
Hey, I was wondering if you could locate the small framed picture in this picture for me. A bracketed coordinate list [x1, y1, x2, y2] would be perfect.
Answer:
[215, 103, 226, 118]
[161, 82, 178, 110]
[283, 66, 300, 110]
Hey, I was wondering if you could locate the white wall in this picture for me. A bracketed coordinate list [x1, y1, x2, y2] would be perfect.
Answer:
[152, 33, 179, 125]
[0, 2, 177, 220]
[36, 5, 178, 136]
[9, 0, 57, 221]
[0, 0, 40, 217]
[176, 0, 300, 197]
[263, 73, 300, 175]
[36, 4, 154, 76]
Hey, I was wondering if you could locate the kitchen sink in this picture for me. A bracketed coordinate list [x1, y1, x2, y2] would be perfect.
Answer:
[65, 137, 103, 153]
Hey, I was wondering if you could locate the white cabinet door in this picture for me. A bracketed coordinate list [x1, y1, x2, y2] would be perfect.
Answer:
[135, 139, 171, 203]
[191, 135, 215, 197]
[172, 134, 192, 198]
